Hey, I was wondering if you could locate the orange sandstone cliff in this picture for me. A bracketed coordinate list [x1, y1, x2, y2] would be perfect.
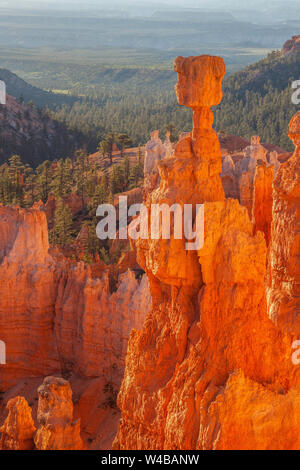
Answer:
[0, 205, 150, 448]
[113, 57, 300, 450]
[267, 111, 300, 333]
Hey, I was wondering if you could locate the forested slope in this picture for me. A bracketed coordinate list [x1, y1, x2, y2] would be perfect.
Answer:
[215, 49, 300, 150]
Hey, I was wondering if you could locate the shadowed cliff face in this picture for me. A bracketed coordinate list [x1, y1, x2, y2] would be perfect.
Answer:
[114, 57, 300, 450]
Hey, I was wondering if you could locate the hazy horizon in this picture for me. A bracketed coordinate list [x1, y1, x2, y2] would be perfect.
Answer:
[2, 0, 300, 10]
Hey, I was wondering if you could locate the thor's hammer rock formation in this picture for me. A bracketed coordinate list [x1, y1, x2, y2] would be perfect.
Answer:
[114, 56, 300, 450]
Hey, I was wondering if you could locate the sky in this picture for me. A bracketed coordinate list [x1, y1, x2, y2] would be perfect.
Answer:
[0, 0, 267, 6]
[0, 0, 296, 11]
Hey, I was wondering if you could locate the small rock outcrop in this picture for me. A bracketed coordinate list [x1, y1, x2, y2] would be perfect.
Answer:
[34, 377, 83, 450]
[282, 35, 300, 56]
[269, 151, 280, 175]
[164, 131, 174, 159]
[244, 136, 268, 165]
[0, 397, 36, 450]
[143, 130, 165, 176]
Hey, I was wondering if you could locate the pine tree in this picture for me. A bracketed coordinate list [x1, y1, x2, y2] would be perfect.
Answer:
[137, 145, 142, 166]
[8, 155, 25, 205]
[98, 133, 117, 165]
[74, 149, 88, 204]
[98, 140, 110, 160]
[36, 160, 52, 203]
[0, 166, 12, 205]
[85, 165, 99, 198]
[82, 219, 101, 263]
[24, 163, 35, 207]
[109, 165, 123, 195]
[120, 155, 130, 191]
[99, 247, 110, 265]
[89, 176, 107, 216]
[52, 199, 73, 246]
[129, 157, 143, 189]
[165, 123, 177, 142]
[50, 159, 72, 199]
[117, 133, 133, 158]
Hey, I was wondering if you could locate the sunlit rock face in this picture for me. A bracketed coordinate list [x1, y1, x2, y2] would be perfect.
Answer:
[0, 378, 84, 450]
[137, 55, 225, 291]
[114, 57, 300, 450]
[221, 154, 239, 200]
[0, 396, 36, 450]
[174, 55, 225, 110]
[0, 206, 60, 389]
[34, 377, 83, 450]
[269, 151, 280, 175]
[164, 131, 173, 159]
[267, 111, 300, 334]
[238, 136, 270, 224]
